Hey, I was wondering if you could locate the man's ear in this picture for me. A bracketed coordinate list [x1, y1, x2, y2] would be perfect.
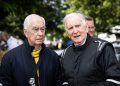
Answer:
[66, 31, 71, 39]
[24, 29, 28, 38]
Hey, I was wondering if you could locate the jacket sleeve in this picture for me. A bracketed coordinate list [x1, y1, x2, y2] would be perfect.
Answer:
[55, 57, 63, 86]
[91, 43, 120, 86]
[0, 53, 13, 86]
[51, 52, 62, 86]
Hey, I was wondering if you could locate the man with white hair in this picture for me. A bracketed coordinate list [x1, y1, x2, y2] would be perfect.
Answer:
[61, 12, 120, 86]
[0, 14, 61, 86]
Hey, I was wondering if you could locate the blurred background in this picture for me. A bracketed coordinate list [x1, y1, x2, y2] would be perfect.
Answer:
[0, 0, 120, 61]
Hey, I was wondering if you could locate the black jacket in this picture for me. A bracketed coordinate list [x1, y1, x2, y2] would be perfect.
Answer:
[0, 40, 61, 86]
[61, 35, 120, 86]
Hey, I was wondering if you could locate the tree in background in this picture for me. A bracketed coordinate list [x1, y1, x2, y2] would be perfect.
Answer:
[0, 0, 120, 41]
[0, 0, 64, 40]
[61, 0, 120, 36]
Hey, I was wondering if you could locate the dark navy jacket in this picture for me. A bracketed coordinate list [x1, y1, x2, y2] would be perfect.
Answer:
[0, 40, 61, 86]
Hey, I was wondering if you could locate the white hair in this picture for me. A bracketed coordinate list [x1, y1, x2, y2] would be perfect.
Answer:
[23, 14, 46, 30]
[63, 12, 86, 30]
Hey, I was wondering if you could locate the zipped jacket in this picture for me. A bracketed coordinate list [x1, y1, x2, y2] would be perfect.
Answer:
[0, 40, 61, 86]
[61, 35, 120, 86]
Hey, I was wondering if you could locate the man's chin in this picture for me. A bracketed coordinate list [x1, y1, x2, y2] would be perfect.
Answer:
[35, 41, 43, 45]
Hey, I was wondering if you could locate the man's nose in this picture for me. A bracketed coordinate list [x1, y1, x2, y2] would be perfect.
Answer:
[36, 29, 44, 35]
[73, 27, 78, 33]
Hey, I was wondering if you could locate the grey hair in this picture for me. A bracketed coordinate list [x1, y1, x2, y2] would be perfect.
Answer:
[63, 12, 86, 30]
[23, 14, 46, 30]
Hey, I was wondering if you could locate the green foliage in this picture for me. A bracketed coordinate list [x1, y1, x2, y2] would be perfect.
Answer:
[0, 0, 64, 40]
[62, 0, 120, 35]
[0, 0, 120, 41]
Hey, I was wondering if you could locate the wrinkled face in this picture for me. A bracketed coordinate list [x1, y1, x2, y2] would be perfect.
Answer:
[24, 18, 45, 47]
[65, 16, 87, 46]
[86, 20, 95, 37]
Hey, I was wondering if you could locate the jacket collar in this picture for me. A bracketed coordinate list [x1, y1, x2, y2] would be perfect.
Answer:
[23, 39, 45, 53]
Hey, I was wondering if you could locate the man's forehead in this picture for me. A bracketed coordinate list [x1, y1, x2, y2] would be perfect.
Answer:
[29, 18, 44, 26]
[66, 16, 82, 25]
[30, 23, 44, 28]
[68, 15, 81, 21]
[30, 17, 43, 22]
[86, 20, 94, 25]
